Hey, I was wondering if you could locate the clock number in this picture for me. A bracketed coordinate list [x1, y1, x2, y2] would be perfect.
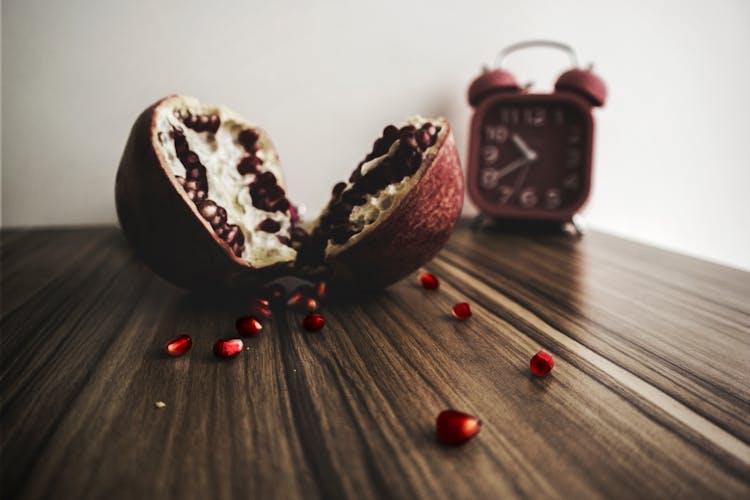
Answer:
[545, 189, 562, 210]
[568, 126, 582, 144]
[524, 107, 546, 126]
[498, 185, 514, 205]
[519, 188, 538, 208]
[480, 168, 501, 190]
[566, 148, 581, 168]
[563, 173, 580, 190]
[484, 126, 508, 144]
[554, 108, 565, 126]
[500, 108, 520, 126]
[480, 145, 499, 165]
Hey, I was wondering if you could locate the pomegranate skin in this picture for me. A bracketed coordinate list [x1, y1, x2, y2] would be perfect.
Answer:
[325, 124, 464, 290]
[115, 96, 288, 290]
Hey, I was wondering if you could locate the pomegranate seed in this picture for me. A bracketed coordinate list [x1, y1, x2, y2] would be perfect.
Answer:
[164, 334, 192, 356]
[451, 302, 472, 320]
[287, 291, 305, 307]
[235, 316, 263, 337]
[530, 351, 555, 376]
[303, 297, 319, 312]
[419, 272, 439, 290]
[249, 297, 271, 319]
[213, 338, 244, 359]
[287, 285, 313, 308]
[315, 281, 327, 300]
[267, 283, 286, 302]
[302, 313, 325, 332]
[436, 410, 482, 445]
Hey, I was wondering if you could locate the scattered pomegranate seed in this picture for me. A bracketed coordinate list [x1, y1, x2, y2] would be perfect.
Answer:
[530, 351, 555, 376]
[451, 302, 472, 320]
[235, 316, 263, 337]
[249, 297, 271, 319]
[419, 272, 439, 290]
[267, 283, 286, 302]
[287, 291, 305, 307]
[435, 410, 482, 445]
[164, 334, 192, 356]
[287, 285, 313, 308]
[304, 297, 319, 312]
[315, 281, 327, 300]
[302, 313, 325, 332]
[213, 338, 244, 359]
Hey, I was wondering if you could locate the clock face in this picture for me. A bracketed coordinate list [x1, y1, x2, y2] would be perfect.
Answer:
[471, 96, 592, 217]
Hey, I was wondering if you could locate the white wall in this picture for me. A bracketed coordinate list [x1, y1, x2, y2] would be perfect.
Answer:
[3, 0, 750, 270]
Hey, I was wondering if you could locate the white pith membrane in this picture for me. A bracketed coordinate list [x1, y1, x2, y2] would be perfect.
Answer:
[152, 98, 296, 267]
[314, 116, 447, 258]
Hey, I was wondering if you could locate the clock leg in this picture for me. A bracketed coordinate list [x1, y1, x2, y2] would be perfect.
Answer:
[470, 213, 491, 231]
[563, 215, 586, 238]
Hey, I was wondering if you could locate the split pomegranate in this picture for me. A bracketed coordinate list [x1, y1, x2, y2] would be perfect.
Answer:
[419, 272, 440, 290]
[451, 302, 472, 320]
[530, 351, 555, 376]
[302, 313, 325, 332]
[164, 334, 192, 356]
[435, 409, 482, 445]
[235, 316, 263, 337]
[116, 95, 463, 290]
[213, 338, 244, 359]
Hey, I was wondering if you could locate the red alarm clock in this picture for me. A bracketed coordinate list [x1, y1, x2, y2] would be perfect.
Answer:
[467, 41, 606, 225]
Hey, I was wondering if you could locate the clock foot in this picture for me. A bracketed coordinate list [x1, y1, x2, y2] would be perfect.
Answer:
[563, 215, 586, 238]
[470, 214, 492, 231]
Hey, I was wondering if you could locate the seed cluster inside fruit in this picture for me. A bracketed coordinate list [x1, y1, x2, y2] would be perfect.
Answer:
[297, 119, 443, 265]
[172, 128, 246, 257]
[154, 101, 298, 266]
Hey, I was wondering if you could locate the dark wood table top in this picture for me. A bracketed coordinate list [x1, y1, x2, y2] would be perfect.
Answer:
[2, 220, 749, 499]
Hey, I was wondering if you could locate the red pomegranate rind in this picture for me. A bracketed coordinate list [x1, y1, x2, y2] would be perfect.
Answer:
[325, 124, 463, 289]
[115, 96, 290, 290]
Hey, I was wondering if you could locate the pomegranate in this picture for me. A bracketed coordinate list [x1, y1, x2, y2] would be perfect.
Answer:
[116, 95, 463, 291]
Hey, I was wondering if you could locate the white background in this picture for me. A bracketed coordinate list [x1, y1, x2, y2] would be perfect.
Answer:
[3, 0, 750, 270]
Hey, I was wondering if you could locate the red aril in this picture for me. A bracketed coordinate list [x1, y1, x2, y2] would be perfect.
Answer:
[249, 298, 271, 319]
[530, 351, 555, 376]
[213, 338, 244, 359]
[419, 272, 439, 290]
[451, 302, 472, 320]
[235, 316, 263, 337]
[164, 334, 192, 356]
[436, 409, 481, 445]
[304, 297, 319, 312]
[302, 313, 325, 332]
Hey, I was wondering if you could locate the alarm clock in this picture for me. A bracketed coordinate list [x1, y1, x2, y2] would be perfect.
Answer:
[467, 41, 606, 224]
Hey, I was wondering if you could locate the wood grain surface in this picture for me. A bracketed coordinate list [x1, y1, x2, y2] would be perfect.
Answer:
[2, 220, 749, 499]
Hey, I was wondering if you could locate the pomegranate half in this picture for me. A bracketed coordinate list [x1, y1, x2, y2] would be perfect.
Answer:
[116, 95, 463, 291]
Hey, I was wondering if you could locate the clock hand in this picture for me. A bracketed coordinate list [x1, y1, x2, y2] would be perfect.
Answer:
[509, 162, 531, 202]
[511, 134, 538, 161]
[493, 156, 528, 180]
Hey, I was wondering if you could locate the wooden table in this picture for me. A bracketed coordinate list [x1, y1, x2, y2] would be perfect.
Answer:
[2, 220, 749, 499]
